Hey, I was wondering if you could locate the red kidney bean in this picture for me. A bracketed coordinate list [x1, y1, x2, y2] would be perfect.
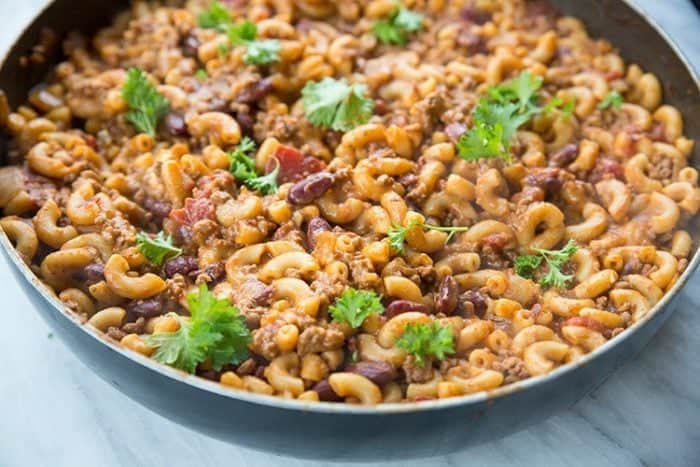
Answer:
[435, 276, 458, 315]
[164, 112, 188, 137]
[346, 361, 397, 386]
[181, 34, 200, 58]
[460, 6, 492, 25]
[73, 262, 104, 286]
[385, 300, 430, 319]
[126, 297, 163, 319]
[460, 289, 488, 317]
[312, 379, 342, 402]
[548, 144, 578, 168]
[306, 217, 332, 249]
[287, 172, 334, 204]
[236, 77, 274, 104]
[163, 255, 198, 278]
[143, 198, 172, 222]
[235, 109, 255, 136]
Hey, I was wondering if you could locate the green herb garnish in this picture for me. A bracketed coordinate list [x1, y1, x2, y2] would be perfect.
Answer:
[514, 239, 578, 288]
[227, 137, 278, 194]
[387, 220, 469, 254]
[456, 71, 543, 163]
[396, 322, 455, 367]
[373, 6, 424, 45]
[145, 284, 251, 373]
[302, 77, 375, 132]
[135, 231, 182, 266]
[122, 68, 170, 136]
[329, 288, 384, 328]
[195, 69, 208, 81]
[598, 90, 624, 110]
[197, 1, 232, 31]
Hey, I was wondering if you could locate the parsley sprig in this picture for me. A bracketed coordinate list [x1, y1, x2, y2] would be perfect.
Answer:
[198, 3, 280, 66]
[598, 90, 624, 110]
[373, 6, 424, 45]
[135, 231, 182, 266]
[302, 77, 374, 132]
[329, 288, 384, 328]
[122, 68, 170, 136]
[514, 239, 578, 288]
[227, 137, 279, 195]
[387, 220, 469, 254]
[396, 322, 455, 367]
[456, 71, 543, 163]
[145, 284, 251, 374]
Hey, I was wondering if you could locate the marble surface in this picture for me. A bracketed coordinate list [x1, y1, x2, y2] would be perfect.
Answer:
[1, 1, 699, 466]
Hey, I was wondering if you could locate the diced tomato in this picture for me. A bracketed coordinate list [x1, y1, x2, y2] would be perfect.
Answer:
[169, 197, 214, 225]
[266, 145, 326, 183]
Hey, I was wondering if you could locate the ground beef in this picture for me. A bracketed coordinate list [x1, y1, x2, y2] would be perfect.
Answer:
[493, 356, 529, 384]
[402, 355, 435, 383]
[297, 325, 345, 355]
[251, 324, 281, 360]
[234, 278, 273, 329]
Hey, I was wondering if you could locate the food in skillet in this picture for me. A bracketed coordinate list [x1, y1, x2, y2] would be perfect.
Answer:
[0, 0, 696, 404]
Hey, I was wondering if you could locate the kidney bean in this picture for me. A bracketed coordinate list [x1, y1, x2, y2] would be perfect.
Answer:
[461, 289, 487, 317]
[435, 276, 458, 315]
[235, 77, 274, 104]
[287, 172, 334, 204]
[460, 6, 492, 25]
[306, 217, 332, 249]
[164, 112, 188, 137]
[143, 198, 172, 223]
[126, 296, 163, 319]
[347, 361, 397, 386]
[548, 144, 578, 167]
[385, 300, 430, 319]
[312, 379, 342, 402]
[73, 262, 104, 285]
[181, 34, 200, 58]
[235, 109, 255, 136]
[163, 255, 198, 278]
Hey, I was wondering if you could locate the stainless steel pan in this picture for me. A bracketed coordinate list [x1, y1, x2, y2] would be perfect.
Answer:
[1, 0, 698, 460]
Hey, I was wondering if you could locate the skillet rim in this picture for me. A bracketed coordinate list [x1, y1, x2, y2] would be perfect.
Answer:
[0, 0, 698, 415]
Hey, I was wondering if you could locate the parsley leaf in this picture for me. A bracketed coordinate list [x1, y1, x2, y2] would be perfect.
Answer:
[145, 284, 251, 373]
[245, 157, 279, 195]
[198, 1, 231, 31]
[195, 69, 208, 81]
[228, 137, 278, 194]
[598, 90, 624, 110]
[135, 231, 182, 266]
[373, 7, 424, 45]
[388, 221, 469, 254]
[457, 72, 544, 163]
[227, 20, 257, 44]
[122, 68, 170, 136]
[302, 77, 374, 131]
[396, 322, 455, 367]
[514, 239, 578, 288]
[329, 288, 384, 328]
[244, 39, 281, 66]
[514, 254, 542, 279]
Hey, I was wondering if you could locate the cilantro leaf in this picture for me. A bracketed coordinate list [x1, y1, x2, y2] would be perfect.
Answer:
[514, 239, 578, 288]
[396, 322, 455, 367]
[388, 221, 469, 254]
[244, 39, 281, 66]
[145, 318, 208, 374]
[245, 157, 279, 195]
[372, 7, 424, 45]
[198, 1, 231, 31]
[302, 77, 374, 132]
[329, 288, 384, 328]
[135, 231, 182, 266]
[228, 137, 278, 194]
[488, 71, 543, 113]
[195, 69, 208, 81]
[122, 68, 170, 136]
[598, 90, 624, 110]
[145, 284, 251, 373]
[227, 20, 257, 44]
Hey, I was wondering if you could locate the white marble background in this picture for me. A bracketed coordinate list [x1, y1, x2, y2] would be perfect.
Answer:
[1, 1, 699, 466]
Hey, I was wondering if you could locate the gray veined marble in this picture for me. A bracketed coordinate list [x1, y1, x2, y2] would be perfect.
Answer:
[1, 0, 699, 466]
